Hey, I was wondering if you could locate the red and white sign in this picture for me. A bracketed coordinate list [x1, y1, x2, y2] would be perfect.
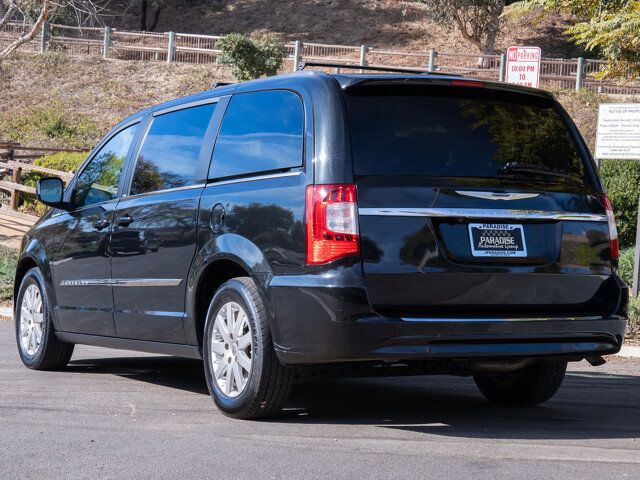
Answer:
[505, 46, 541, 88]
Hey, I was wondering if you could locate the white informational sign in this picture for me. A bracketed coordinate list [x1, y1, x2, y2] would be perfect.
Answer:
[505, 46, 541, 88]
[595, 103, 640, 159]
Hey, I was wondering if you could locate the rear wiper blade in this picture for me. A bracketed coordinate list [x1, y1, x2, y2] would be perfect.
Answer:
[497, 162, 580, 182]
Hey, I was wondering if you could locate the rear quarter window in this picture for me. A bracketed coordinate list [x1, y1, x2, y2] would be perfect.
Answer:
[209, 90, 304, 179]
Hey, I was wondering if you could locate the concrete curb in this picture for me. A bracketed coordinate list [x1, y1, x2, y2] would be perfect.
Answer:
[618, 345, 640, 359]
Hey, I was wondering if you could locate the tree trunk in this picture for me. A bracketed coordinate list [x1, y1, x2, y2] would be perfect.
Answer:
[147, 5, 163, 31]
[140, 0, 147, 31]
[476, 29, 497, 68]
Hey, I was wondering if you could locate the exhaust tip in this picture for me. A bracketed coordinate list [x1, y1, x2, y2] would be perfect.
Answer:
[585, 355, 607, 367]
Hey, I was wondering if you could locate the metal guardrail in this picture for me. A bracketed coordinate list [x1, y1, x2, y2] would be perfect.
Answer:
[0, 141, 80, 218]
[1, 21, 639, 95]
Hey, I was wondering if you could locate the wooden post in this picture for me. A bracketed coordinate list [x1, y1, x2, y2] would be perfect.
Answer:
[576, 57, 585, 91]
[9, 145, 20, 211]
[293, 40, 302, 72]
[103, 27, 111, 60]
[427, 49, 437, 72]
[359, 44, 368, 73]
[632, 195, 640, 297]
[499, 52, 506, 82]
[40, 21, 49, 53]
[167, 31, 175, 63]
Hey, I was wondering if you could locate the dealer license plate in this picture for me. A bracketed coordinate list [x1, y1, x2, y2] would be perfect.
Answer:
[468, 223, 527, 257]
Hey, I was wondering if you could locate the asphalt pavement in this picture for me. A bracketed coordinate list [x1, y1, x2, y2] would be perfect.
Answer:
[1, 320, 639, 480]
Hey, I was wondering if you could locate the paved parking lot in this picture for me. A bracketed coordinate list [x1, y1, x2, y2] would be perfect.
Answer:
[1, 320, 639, 480]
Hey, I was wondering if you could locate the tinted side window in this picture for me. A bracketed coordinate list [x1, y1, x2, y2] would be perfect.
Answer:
[73, 123, 138, 209]
[130, 102, 215, 196]
[210, 90, 303, 179]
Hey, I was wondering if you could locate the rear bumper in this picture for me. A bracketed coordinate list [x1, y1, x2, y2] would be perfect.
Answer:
[268, 268, 627, 365]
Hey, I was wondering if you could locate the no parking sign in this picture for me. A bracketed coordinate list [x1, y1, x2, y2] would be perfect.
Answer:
[506, 46, 541, 89]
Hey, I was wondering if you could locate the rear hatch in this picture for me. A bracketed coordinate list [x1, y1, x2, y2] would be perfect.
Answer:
[344, 81, 620, 318]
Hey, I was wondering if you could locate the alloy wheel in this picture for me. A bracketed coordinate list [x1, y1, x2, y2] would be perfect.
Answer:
[19, 284, 44, 356]
[210, 301, 253, 397]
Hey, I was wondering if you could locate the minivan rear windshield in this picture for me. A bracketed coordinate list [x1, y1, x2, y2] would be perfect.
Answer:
[344, 84, 593, 189]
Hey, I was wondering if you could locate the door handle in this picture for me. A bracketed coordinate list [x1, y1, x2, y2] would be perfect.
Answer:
[115, 214, 134, 227]
[92, 219, 110, 230]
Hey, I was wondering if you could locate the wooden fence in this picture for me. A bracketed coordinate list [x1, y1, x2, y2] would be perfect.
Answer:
[0, 141, 80, 221]
[2, 21, 640, 95]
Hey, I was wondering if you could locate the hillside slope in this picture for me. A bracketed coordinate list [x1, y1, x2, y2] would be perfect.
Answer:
[1, 52, 635, 151]
[0, 52, 234, 148]
[108, 0, 584, 58]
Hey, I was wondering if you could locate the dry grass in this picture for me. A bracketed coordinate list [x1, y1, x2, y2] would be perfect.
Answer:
[0, 52, 234, 147]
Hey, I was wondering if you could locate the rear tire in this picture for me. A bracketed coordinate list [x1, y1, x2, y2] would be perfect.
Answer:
[473, 360, 567, 406]
[202, 277, 292, 419]
[15, 267, 74, 370]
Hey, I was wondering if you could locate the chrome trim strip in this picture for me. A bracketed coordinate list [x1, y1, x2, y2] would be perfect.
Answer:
[59, 279, 109, 287]
[60, 278, 182, 287]
[122, 183, 204, 199]
[455, 191, 539, 201]
[207, 170, 302, 188]
[401, 316, 605, 323]
[359, 208, 607, 222]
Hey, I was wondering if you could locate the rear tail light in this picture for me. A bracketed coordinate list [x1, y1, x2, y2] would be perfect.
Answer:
[603, 194, 619, 261]
[306, 184, 359, 264]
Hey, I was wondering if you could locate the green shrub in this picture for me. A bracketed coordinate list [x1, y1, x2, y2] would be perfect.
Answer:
[217, 33, 285, 81]
[20, 151, 87, 216]
[619, 247, 635, 286]
[629, 296, 640, 338]
[0, 245, 19, 303]
[600, 159, 640, 249]
[615, 247, 639, 338]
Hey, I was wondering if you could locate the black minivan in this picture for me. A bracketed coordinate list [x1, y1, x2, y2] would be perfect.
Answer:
[14, 69, 628, 419]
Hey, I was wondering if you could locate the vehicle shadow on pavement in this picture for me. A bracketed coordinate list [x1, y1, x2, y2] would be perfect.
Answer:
[67, 356, 210, 395]
[67, 355, 640, 440]
[282, 372, 640, 440]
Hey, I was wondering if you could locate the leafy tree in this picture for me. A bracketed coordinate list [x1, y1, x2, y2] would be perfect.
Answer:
[411, 0, 506, 61]
[508, 0, 640, 79]
[217, 33, 286, 81]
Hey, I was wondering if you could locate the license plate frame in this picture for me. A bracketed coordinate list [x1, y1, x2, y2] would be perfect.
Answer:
[468, 223, 527, 258]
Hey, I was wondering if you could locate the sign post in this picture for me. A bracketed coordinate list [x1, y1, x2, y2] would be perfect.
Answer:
[505, 46, 541, 88]
[595, 103, 640, 296]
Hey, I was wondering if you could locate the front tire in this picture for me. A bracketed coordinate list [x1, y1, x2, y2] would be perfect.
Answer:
[15, 267, 74, 370]
[473, 360, 567, 406]
[202, 277, 292, 419]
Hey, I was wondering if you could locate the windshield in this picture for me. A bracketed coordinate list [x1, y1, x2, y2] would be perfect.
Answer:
[344, 84, 593, 189]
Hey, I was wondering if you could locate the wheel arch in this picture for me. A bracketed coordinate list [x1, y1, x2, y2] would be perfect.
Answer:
[14, 240, 55, 309]
[185, 233, 274, 348]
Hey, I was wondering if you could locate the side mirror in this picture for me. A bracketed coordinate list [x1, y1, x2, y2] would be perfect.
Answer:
[36, 177, 67, 209]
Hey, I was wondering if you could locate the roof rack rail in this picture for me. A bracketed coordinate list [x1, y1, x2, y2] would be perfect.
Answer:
[210, 81, 233, 89]
[298, 61, 457, 76]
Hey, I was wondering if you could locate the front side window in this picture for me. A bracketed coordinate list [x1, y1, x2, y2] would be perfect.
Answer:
[73, 123, 138, 209]
[210, 90, 304, 179]
[130, 103, 215, 196]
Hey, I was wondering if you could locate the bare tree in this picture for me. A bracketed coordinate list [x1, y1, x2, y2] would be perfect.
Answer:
[411, 0, 506, 66]
[0, 0, 53, 61]
[0, 0, 112, 61]
[0, 1, 20, 30]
